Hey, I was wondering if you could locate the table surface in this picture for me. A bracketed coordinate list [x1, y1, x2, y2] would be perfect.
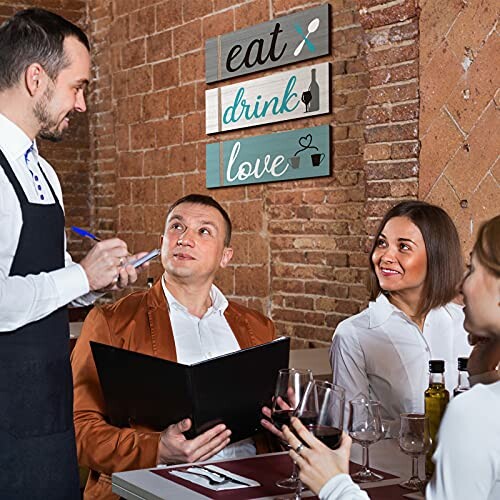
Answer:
[112, 439, 425, 500]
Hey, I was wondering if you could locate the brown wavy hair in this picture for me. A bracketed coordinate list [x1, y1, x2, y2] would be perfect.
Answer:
[368, 200, 463, 318]
[473, 215, 500, 277]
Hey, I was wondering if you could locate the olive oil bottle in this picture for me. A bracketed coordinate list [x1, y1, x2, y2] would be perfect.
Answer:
[425, 360, 449, 478]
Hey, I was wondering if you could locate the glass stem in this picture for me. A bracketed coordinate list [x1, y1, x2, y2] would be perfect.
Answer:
[362, 445, 370, 472]
[411, 456, 419, 480]
[290, 459, 298, 480]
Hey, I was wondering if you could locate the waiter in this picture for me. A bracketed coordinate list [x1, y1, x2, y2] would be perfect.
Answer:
[0, 9, 142, 499]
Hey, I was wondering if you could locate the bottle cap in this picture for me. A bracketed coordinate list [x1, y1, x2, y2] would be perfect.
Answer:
[457, 357, 469, 371]
[429, 359, 445, 373]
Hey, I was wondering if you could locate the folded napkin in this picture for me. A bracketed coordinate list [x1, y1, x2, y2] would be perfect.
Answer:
[170, 465, 260, 491]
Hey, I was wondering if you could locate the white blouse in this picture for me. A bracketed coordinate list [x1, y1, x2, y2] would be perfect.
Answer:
[330, 294, 471, 433]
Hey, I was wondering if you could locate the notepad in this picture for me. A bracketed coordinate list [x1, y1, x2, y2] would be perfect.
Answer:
[91, 337, 290, 442]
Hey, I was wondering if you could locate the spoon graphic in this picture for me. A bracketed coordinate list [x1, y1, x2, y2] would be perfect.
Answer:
[294, 18, 320, 57]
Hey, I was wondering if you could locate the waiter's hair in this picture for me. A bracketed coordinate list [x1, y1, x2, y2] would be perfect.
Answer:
[473, 215, 500, 277]
[165, 194, 232, 246]
[368, 200, 463, 318]
[0, 8, 89, 91]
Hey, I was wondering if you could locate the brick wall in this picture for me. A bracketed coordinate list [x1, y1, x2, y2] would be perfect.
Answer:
[419, 0, 499, 253]
[0, 1, 91, 262]
[85, 0, 427, 347]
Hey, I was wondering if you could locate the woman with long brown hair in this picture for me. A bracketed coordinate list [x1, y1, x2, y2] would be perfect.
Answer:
[330, 201, 470, 431]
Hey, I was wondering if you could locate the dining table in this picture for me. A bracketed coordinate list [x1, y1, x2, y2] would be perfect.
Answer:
[112, 438, 426, 499]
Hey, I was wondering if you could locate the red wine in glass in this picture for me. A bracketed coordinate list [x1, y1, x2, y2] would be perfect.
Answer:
[272, 409, 294, 430]
[308, 425, 342, 450]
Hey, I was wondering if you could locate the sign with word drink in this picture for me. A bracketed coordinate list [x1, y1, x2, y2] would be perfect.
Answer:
[206, 125, 330, 188]
[205, 5, 329, 83]
[206, 62, 329, 134]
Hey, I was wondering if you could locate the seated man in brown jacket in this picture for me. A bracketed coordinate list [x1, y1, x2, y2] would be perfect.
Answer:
[71, 194, 276, 499]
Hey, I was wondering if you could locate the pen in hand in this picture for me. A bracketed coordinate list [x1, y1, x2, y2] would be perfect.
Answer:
[71, 226, 101, 242]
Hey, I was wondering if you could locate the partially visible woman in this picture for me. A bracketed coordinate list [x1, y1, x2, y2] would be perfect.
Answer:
[426, 214, 500, 500]
[330, 201, 470, 432]
[283, 214, 500, 500]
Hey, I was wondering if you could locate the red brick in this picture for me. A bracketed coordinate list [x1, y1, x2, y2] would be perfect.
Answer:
[144, 149, 170, 177]
[172, 20, 202, 55]
[127, 66, 152, 95]
[129, 6, 155, 39]
[155, 0, 182, 31]
[147, 30, 173, 63]
[118, 152, 143, 177]
[360, 0, 417, 30]
[155, 117, 182, 147]
[169, 84, 196, 117]
[365, 122, 418, 143]
[156, 176, 184, 205]
[202, 10, 234, 40]
[183, 112, 205, 143]
[235, 0, 268, 30]
[366, 160, 418, 180]
[130, 122, 156, 149]
[182, 0, 212, 22]
[180, 50, 204, 83]
[143, 90, 169, 121]
[153, 59, 179, 89]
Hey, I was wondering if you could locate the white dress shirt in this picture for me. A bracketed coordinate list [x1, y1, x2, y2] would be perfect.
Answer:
[330, 294, 471, 433]
[427, 380, 500, 500]
[319, 474, 369, 500]
[161, 278, 256, 459]
[0, 113, 98, 332]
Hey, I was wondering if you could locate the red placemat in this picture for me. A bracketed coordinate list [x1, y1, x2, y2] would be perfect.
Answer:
[152, 453, 398, 499]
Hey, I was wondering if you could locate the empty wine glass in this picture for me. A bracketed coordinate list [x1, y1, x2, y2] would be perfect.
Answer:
[348, 398, 384, 482]
[271, 368, 313, 489]
[399, 413, 431, 491]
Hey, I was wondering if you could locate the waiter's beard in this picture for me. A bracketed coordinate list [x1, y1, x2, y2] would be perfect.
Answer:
[34, 86, 64, 143]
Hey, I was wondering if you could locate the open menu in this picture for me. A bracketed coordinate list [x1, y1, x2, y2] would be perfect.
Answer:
[91, 336, 290, 442]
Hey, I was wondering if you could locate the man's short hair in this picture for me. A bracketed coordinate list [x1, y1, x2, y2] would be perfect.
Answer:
[0, 8, 90, 91]
[166, 194, 232, 246]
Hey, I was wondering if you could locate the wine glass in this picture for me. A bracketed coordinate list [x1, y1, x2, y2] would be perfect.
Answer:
[399, 413, 431, 491]
[348, 398, 384, 482]
[271, 368, 313, 489]
[295, 380, 345, 449]
[301, 91, 312, 112]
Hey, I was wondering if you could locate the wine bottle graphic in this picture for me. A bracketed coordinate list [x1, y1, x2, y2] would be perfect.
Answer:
[307, 68, 320, 112]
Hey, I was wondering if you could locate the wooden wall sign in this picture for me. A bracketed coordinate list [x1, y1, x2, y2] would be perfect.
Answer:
[206, 62, 330, 134]
[205, 5, 330, 83]
[206, 125, 330, 188]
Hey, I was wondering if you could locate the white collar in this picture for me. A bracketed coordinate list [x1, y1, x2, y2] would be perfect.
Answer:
[161, 277, 228, 316]
[368, 293, 455, 328]
[0, 113, 35, 162]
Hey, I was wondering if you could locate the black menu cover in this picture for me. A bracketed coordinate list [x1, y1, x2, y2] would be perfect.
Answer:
[90, 336, 290, 442]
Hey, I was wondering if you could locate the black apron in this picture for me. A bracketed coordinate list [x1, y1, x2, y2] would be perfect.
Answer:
[0, 150, 80, 499]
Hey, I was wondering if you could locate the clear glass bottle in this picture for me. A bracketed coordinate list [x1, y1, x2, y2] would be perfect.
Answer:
[453, 357, 470, 397]
[425, 359, 449, 478]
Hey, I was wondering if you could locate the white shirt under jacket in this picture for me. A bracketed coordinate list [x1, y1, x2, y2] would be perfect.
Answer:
[161, 278, 256, 460]
[330, 293, 471, 433]
[0, 113, 98, 332]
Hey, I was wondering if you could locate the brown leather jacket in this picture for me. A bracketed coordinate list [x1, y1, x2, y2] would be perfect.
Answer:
[71, 280, 276, 499]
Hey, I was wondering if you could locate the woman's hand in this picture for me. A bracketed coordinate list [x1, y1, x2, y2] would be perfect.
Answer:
[282, 417, 352, 495]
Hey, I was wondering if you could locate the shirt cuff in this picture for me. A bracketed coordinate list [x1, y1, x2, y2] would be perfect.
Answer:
[51, 262, 90, 307]
[319, 474, 367, 500]
[469, 370, 500, 386]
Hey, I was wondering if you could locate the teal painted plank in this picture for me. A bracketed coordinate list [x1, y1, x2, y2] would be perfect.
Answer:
[206, 125, 330, 188]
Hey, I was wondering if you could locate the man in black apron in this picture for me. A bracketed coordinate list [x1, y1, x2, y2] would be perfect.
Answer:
[0, 9, 142, 499]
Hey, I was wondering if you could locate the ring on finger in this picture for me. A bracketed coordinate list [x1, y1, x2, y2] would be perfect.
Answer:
[295, 443, 304, 454]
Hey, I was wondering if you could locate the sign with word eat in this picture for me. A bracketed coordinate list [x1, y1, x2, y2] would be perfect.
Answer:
[206, 62, 329, 134]
[205, 5, 330, 83]
[206, 125, 330, 188]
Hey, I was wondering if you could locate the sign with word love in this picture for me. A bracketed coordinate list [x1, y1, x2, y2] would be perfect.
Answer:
[205, 5, 329, 83]
[206, 125, 330, 188]
[206, 62, 329, 134]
